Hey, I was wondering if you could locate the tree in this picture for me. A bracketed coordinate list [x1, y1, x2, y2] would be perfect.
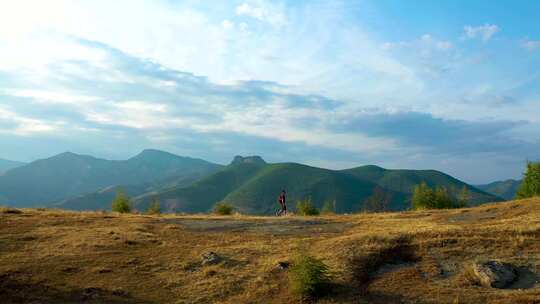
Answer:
[146, 196, 161, 215]
[516, 161, 540, 199]
[321, 200, 336, 214]
[363, 186, 392, 212]
[412, 182, 435, 210]
[434, 186, 453, 209]
[411, 182, 461, 210]
[111, 189, 131, 213]
[457, 185, 470, 208]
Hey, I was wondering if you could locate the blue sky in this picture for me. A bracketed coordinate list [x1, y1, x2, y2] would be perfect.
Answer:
[0, 0, 539, 183]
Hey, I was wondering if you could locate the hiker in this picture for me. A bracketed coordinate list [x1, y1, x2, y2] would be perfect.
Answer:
[277, 190, 287, 216]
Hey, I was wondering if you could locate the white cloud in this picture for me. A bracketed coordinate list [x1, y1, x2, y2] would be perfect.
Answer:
[235, 2, 286, 27]
[463, 24, 500, 42]
[221, 19, 234, 30]
[0, 107, 62, 136]
[521, 39, 540, 51]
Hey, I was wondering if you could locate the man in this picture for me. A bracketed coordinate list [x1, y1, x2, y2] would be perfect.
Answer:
[277, 190, 287, 216]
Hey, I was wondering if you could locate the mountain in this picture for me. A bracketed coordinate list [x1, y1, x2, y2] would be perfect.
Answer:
[475, 179, 522, 200]
[0, 158, 26, 175]
[342, 165, 497, 205]
[0, 150, 222, 207]
[133, 157, 500, 214]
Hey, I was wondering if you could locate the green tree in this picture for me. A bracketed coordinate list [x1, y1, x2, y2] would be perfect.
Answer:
[363, 186, 392, 213]
[321, 200, 336, 214]
[434, 186, 453, 209]
[111, 189, 131, 213]
[516, 161, 540, 199]
[457, 185, 470, 208]
[411, 182, 435, 210]
[146, 196, 161, 215]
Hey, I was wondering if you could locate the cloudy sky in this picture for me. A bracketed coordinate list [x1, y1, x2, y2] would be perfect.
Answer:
[0, 0, 539, 183]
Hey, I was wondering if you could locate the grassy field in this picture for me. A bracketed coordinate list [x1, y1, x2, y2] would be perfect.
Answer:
[1, 198, 540, 303]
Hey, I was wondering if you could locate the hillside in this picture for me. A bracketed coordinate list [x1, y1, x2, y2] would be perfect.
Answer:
[343, 165, 498, 205]
[476, 179, 522, 200]
[0, 150, 222, 207]
[1, 198, 539, 303]
[0, 158, 25, 175]
[134, 157, 500, 214]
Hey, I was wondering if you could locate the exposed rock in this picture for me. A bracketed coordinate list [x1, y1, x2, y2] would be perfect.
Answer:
[230, 155, 266, 166]
[201, 252, 222, 266]
[472, 260, 517, 288]
[276, 261, 290, 270]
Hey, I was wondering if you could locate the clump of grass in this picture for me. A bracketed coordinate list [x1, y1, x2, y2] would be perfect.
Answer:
[111, 189, 131, 213]
[296, 197, 320, 216]
[288, 251, 332, 299]
[214, 202, 234, 215]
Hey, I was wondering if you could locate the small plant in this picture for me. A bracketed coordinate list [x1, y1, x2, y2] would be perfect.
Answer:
[296, 197, 320, 216]
[213, 202, 233, 215]
[321, 200, 336, 214]
[288, 252, 331, 299]
[111, 189, 131, 213]
[146, 197, 161, 215]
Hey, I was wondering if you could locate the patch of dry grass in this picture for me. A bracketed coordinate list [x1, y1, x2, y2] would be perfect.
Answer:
[0, 199, 540, 303]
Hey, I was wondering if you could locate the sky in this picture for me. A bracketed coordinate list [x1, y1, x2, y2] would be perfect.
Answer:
[0, 0, 539, 183]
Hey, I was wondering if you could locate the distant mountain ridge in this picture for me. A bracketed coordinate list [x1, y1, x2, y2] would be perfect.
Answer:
[0, 158, 26, 175]
[132, 156, 500, 214]
[0, 150, 223, 207]
[475, 179, 522, 200]
[0, 151, 502, 213]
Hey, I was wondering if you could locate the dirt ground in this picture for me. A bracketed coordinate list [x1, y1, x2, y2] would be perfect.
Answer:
[1, 198, 540, 303]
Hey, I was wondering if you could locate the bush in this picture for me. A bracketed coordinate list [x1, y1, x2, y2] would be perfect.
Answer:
[213, 202, 233, 215]
[296, 197, 320, 216]
[321, 200, 336, 214]
[288, 252, 331, 299]
[516, 161, 540, 199]
[111, 189, 131, 213]
[146, 197, 161, 215]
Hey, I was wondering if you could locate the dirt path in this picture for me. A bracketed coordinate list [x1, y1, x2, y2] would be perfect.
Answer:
[162, 217, 353, 235]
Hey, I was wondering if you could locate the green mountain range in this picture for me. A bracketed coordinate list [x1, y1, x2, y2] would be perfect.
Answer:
[133, 156, 500, 214]
[475, 179, 522, 200]
[0, 150, 222, 207]
[0, 158, 26, 175]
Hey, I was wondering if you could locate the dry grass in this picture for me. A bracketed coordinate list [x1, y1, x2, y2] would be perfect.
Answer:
[1, 198, 540, 303]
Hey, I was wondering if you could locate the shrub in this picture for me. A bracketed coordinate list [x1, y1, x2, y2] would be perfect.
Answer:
[296, 197, 320, 216]
[213, 202, 233, 215]
[288, 252, 331, 299]
[146, 197, 161, 215]
[516, 161, 540, 199]
[321, 200, 336, 214]
[111, 189, 131, 213]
